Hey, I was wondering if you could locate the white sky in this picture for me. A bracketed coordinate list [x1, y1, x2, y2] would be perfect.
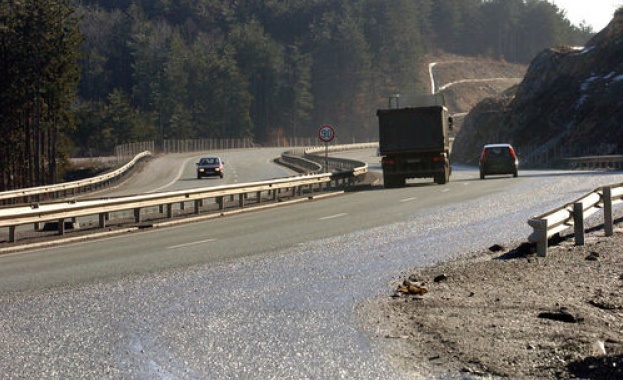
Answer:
[551, 0, 622, 31]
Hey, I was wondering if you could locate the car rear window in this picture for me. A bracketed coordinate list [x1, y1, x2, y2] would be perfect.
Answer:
[485, 147, 510, 157]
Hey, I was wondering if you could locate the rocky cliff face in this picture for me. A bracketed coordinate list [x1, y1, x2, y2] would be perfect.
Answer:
[452, 8, 623, 166]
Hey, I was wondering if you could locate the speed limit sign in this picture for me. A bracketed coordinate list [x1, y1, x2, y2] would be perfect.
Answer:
[318, 124, 335, 143]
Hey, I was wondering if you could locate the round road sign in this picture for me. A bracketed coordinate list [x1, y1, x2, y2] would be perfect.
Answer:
[318, 124, 335, 143]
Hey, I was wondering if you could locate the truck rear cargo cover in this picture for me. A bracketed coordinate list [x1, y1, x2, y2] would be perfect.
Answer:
[377, 106, 448, 154]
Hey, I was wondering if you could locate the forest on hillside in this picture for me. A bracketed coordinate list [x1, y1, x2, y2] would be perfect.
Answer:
[1, 0, 594, 189]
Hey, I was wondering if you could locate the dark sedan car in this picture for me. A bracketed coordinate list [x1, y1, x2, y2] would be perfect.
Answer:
[196, 156, 224, 179]
[479, 143, 518, 179]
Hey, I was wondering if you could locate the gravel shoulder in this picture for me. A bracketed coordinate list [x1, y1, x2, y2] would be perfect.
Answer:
[360, 222, 623, 379]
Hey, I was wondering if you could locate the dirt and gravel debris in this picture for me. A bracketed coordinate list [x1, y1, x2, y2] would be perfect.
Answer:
[361, 226, 623, 379]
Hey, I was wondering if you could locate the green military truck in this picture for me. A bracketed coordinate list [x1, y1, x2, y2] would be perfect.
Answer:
[377, 94, 453, 188]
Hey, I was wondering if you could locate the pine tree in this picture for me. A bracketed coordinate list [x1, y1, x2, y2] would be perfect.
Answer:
[0, 0, 81, 189]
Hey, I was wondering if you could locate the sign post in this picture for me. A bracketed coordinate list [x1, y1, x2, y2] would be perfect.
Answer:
[318, 124, 335, 173]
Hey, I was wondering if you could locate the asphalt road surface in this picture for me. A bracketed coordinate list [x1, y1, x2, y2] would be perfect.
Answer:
[2, 148, 623, 379]
[88, 148, 298, 197]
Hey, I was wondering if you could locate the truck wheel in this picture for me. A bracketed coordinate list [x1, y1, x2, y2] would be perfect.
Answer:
[435, 166, 449, 185]
[384, 175, 402, 188]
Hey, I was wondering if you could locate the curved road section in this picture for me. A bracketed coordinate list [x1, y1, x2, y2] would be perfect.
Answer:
[1, 148, 623, 379]
[92, 148, 297, 197]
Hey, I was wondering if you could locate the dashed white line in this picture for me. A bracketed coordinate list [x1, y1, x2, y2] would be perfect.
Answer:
[168, 239, 217, 249]
[319, 213, 347, 220]
[400, 197, 418, 203]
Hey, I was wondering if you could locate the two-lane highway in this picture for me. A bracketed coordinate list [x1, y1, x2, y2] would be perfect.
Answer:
[1, 148, 622, 379]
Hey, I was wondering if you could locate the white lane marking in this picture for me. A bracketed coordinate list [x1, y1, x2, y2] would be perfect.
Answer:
[441, 188, 450, 193]
[319, 213, 347, 220]
[168, 239, 216, 249]
[400, 197, 417, 203]
[148, 157, 196, 193]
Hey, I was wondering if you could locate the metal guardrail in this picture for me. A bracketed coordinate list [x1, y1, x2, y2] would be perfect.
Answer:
[304, 143, 377, 177]
[6, 144, 622, 254]
[277, 143, 376, 175]
[0, 151, 152, 206]
[528, 184, 623, 257]
[556, 155, 623, 170]
[0, 172, 365, 244]
[0, 145, 370, 245]
[1, 143, 376, 207]
[278, 149, 323, 173]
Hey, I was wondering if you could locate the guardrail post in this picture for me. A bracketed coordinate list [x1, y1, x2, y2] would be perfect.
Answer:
[217, 196, 224, 210]
[134, 208, 142, 223]
[9, 226, 16, 243]
[99, 213, 108, 228]
[535, 219, 548, 257]
[166, 204, 173, 218]
[194, 200, 202, 214]
[573, 202, 585, 246]
[603, 186, 613, 237]
[238, 194, 245, 208]
[58, 218, 66, 236]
